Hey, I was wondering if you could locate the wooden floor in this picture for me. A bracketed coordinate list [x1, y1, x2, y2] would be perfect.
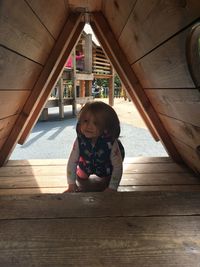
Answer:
[0, 157, 200, 266]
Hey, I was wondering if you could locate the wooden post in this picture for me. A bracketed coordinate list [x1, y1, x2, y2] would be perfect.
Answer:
[72, 50, 77, 115]
[108, 66, 114, 106]
[84, 33, 92, 73]
[80, 80, 85, 97]
[58, 77, 64, 119]
[88, 80, 93, 96]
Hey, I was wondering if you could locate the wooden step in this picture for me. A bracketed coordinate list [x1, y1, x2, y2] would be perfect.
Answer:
[0, 157, 199, 195]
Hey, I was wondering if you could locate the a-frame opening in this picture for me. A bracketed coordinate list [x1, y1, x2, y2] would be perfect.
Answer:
[0, 11, 183, 166]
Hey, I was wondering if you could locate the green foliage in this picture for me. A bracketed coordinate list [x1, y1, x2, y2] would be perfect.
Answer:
[94, 74, 121, 88]
[114, 74, 121, 87]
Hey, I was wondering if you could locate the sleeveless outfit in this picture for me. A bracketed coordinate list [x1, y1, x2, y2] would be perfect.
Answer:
[67, 132, 125, 191]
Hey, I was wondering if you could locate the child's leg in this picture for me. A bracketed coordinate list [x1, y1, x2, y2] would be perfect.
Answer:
[76, 175, 111, 192]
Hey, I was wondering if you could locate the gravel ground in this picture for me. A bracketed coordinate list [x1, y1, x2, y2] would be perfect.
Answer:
[10, 99, 168, 160]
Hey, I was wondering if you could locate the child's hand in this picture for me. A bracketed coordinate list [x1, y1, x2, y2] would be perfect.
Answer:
[64, 184, 78, 193]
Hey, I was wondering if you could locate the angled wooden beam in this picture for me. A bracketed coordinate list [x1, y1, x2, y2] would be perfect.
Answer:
[91, 12, 183, 162]
[18, 20, 84, 144]
[0, 12, 84, 166]
[91, 14, 159, 142]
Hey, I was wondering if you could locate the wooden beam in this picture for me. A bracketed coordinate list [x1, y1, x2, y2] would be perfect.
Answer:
[91, 15, 160, 142]
[76, 73, 94, 80]
[0, 12, 84, 166]
[58, 77, 64, 119]
[108, 66, 114, 106]
[18, 18, 84, 145]
[84, 33, 93, 72]
[90, 12, 183, 162]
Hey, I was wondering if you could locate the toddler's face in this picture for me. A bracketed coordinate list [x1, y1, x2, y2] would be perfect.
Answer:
[80, 113, 100, 141]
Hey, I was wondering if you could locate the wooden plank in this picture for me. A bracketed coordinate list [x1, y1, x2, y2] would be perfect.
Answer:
[94, 73, 113, 79]
[91, 12, 183, 162]
[172, 138, 200, 174]
[2, 184, 200, 195]
[0, 162, 189, 177]
[0, 46, 42, 90]
[0, 13, 84, 166]
[118, 0, 200, 63]
[0, 91, 30, 119]
[0, 175, 67, 188]
[0, 216, 200, 266]
[0, 137, 7, 151]
[92, 14, 163, 137]
[76, 73, 94, 80]
[123, 162, 191, 173]
[0, 188, 65, 195]
[0, 0, 54, 64]
[44, 98, 74, 108]
[145, 89, 200, 126]
[93, 60, 111, 67]
[0, 115, 18, 141]
[76, 96, 94, 104]
[68, 0, 102, 12]
[159, 114, 200, 149]
[0, 171, 198, 191]
[124, 157, 173, 164]
[121, 172, 200, 185]
[119, 185, 200, 192]
[27, 0, 69, 39]
[1, 192, 200, 219]
[103, 0, 137, 39]
[18, 16, 84, 145]
[132, 29, 195, 88]
[5, 157, 174, 166]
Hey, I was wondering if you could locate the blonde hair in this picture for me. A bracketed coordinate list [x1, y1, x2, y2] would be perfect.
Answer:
[77, 101, 120, 140]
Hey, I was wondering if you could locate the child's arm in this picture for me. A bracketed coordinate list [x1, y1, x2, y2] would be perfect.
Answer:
[108, 140, 123, 191]
[66, 138, 79, 192]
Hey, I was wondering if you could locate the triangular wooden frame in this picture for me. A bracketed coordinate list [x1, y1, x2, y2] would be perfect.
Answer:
[0, 11, 183, 166]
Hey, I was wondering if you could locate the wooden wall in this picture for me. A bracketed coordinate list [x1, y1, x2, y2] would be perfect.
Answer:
[0, 0, 200, 175]
[102, 0, 200, 173]
[0, 0, 69, 151]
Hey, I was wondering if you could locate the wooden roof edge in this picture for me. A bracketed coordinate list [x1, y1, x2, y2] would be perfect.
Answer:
[91, 11, 183, 163]
[18, 18, 85, 145]
[0, 12, 84, 166]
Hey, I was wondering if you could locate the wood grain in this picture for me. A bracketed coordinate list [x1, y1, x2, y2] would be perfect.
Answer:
[91, 12, 183, 162]
[159, 114, 200, 149]
[145, 89, 200, 126]
[103, 0, 137, 39]
[118, 0, 200, 63]
[0, 13, 84, 166]
[132, 29, 195, 89]
[0, 115, 18, 141]
[0, 91, 30, 119]
[0, 158, 199, 195]
[0, 216, 200, 266]
[172, 138, 200, 174]
[0, 0, 54, 64]
[0, 46, 42, 90]
[27, 0, 69, 39]
[0, 191, 200, 219]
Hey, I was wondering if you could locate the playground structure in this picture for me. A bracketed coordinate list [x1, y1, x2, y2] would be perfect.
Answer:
[40, 31, 115, 120]
[1, 2, 200, 265]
